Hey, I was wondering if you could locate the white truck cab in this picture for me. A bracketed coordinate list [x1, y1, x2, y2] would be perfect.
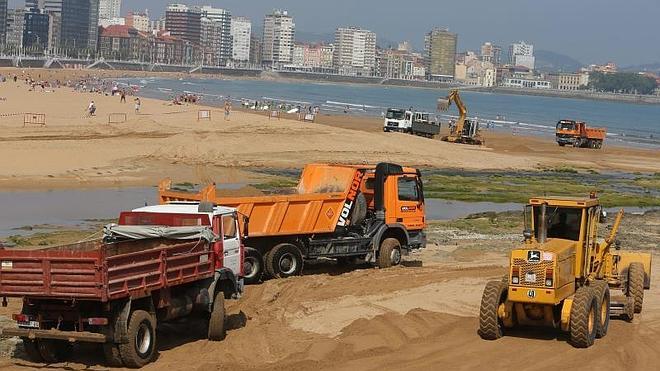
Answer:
[384, 108, 413, 132]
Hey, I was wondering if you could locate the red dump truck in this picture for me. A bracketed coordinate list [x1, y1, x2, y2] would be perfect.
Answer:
[159, 162, 427, 284]
[555, 119, 607, 148]
[0, 203, 245, 368]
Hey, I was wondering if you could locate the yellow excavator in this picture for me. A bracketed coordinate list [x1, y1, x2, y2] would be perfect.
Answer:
[438, 89, 484, 145]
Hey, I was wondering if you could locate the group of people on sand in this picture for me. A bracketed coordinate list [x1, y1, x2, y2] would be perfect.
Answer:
[86, 96, 141, 117]
[172, 93, 202, 105]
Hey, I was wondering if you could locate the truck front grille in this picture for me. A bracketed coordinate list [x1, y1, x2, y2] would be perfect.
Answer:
[513, 258, 552, 287]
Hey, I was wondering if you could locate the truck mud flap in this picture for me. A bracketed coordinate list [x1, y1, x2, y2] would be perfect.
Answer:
[1, 328, 107, 343]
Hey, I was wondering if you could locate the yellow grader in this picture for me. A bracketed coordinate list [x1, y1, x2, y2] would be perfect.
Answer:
[478, 195, 652, 347]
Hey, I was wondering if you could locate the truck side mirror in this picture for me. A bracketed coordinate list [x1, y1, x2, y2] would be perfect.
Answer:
[242, 215, 249, 239]
[599, 210, 607, 223]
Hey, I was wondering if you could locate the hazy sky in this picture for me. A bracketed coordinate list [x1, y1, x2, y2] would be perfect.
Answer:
[11, 0, 659, 65]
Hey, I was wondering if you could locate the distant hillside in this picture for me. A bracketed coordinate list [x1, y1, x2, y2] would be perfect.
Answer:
[621, 63, 660, 74]
[534, 50, 583, 73]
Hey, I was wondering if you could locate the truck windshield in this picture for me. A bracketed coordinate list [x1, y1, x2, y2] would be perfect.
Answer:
[386, 110, 405, 120]
[557, 121, 575, 130]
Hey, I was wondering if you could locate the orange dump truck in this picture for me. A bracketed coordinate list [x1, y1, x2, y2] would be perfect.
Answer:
[159, 163, 427, 283]
[555, 119, 607, 149]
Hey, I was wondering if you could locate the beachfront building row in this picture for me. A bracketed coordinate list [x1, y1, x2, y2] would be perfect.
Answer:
[2, 0, 98, 57]
[288, 43, 335, 72]
[98, 24, 199, 65]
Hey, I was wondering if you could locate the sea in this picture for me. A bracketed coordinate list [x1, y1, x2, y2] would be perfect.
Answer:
[118, 77, 660, 149]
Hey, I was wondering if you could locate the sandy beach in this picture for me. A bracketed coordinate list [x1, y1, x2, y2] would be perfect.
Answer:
[0, 68, 658, 370]
[0, 68, 658, 191]
[0, 210, 658, 371]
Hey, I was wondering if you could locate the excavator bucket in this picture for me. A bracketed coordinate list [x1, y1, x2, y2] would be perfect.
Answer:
[437, 98, 450, 111]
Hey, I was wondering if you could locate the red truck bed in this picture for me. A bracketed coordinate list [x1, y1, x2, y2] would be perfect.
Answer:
[0, 238, 215, 301]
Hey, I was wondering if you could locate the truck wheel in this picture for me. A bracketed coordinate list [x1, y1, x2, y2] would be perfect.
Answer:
[21, 338, 43, 362]
[569, 286, 599, 348]
[208, 292, 226, 341]
[37, 339, 72, 363]
[119, 310, 157, 368]
[559, 143, 565, 147]
[102, 343, 124, 367]
[243, 247, 264, 285]
[628, 263, 645, 313]
[265, 243, 304, 278]
[591, 280, 610, 338]
[478, 280, 508, 340]
[377, 238, 401, 269]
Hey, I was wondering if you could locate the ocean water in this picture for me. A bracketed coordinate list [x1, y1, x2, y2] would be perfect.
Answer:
[120, 77, 660, 148]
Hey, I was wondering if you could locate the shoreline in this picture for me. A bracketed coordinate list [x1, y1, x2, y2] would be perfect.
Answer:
[3, 66, 660, 106]
[0, 68, 658, 192]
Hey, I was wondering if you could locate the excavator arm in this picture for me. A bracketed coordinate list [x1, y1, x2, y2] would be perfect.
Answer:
[437, 89, 467, 136]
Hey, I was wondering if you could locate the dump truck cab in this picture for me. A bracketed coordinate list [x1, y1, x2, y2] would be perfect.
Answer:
[479, 195, 652, 348]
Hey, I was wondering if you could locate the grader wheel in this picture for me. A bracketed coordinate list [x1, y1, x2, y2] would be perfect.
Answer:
[478, 280, 508, 340]
[569, 286, 599, 348]
[628, 263, 645, 314]
[590, 280, 610, 338]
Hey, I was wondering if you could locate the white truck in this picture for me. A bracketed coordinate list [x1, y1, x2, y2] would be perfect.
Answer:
[383, 109, 441, 138]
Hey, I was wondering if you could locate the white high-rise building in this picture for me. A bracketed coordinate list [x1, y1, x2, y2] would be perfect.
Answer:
[99, 0, 121, 20]
[333, 27, 377, 75]
[126, 11, 150, 32]
[262, 9, 295, 65]
[509, 41, 535, 70]
[200, 5, 232, 64]
[230, 16, 251, 62]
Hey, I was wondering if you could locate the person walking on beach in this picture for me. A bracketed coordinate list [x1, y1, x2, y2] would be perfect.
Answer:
[87, 101, 96, 117]
[224, 100, 232, 121]
[134, 97, 141, 114]
[120, 90, 126, 103]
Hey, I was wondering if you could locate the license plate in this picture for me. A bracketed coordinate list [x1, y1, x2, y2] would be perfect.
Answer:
[525, 272, 536, 283]
[18, 321, 39, 329]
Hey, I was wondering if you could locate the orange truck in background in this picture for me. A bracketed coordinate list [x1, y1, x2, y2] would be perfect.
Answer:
[159, 163, 427, 284]
[555, 119, 607, 149]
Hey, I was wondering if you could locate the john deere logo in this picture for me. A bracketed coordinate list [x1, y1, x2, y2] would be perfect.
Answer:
[527, 290, 536, 299]
[527, 250, 541, 262]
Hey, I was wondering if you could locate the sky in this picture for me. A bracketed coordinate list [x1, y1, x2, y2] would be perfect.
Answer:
[9, 0, 659, 66]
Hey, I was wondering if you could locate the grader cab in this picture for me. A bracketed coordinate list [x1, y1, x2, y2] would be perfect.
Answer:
[478, 195, 652, 348]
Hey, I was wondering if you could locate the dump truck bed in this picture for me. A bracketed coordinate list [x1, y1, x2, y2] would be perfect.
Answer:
[412, 121, 441, 136]
[160, 164, 364, 237]
[585, 127, 606, 140]
[0, 238, 214, 301]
